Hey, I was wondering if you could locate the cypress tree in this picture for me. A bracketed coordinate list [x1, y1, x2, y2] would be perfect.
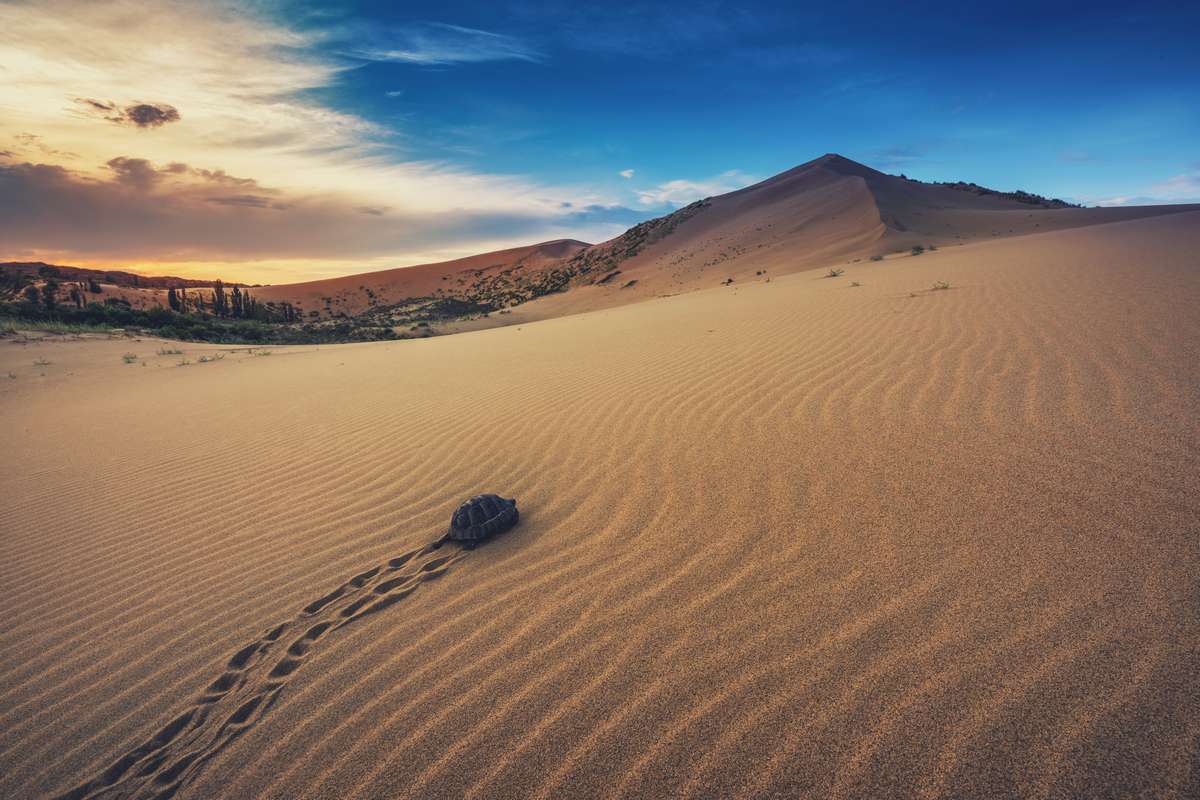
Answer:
[167, 287, 180, 311]
[41, 279, 59, 311]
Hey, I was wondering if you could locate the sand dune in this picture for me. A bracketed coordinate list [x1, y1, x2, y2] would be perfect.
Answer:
[2, 210, 1199, 799]
[251, 238, 589, 319]
[506, 155, 1199, 324]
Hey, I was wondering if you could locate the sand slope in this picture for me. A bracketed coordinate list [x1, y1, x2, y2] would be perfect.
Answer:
[251, 238, 588, 318]
[521, 155, 1199, 322]
[2, 211, 1199, 799]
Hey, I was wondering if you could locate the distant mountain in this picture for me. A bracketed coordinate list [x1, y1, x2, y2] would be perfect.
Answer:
[0, 261, 249, 290]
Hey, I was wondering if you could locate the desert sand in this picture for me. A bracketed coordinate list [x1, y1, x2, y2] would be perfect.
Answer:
[2, 209, 1199, 799]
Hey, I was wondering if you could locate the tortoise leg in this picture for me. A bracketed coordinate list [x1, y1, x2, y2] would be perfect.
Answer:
[462, 540, 477, 551]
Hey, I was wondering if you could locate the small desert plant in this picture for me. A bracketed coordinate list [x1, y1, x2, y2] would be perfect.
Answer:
[197, 353, 225, 363]
[928, 244, 938, 251]
[870, 255, 884, 262]
[7, 372, 16, 379]
[850, 281, 862, 287]
[932, 281, 951, 290]
[122, 353, 137, 364]
[177, 358, 191, 366]
[33, 358, 50, 366]
[826, 268, 845, 278]
[157, 347, 182, 356]
[911, 245, 925, 256]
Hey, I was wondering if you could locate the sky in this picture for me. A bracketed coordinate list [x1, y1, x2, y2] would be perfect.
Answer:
[1, 0, 1197, 283]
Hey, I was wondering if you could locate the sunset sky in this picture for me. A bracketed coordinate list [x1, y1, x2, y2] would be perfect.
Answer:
[2, 0, 1197, 283]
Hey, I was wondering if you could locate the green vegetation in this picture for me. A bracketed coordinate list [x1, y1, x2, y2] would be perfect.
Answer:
[157, 347, 183, 355]
[0, 317, 117, 335]
[0, 299, 397, 345]
[122, 353, 138, 364]
[911, 245, 925, 256]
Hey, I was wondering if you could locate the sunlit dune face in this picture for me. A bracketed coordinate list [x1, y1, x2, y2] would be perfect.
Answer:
[0, 1, 625, 280]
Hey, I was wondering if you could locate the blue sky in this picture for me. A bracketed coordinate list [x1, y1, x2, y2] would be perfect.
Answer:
[313, 1, 1200, 204]
[1, 1, 1197, 280]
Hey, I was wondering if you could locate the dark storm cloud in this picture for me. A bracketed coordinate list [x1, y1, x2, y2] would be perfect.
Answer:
[74, 98, 181, 128]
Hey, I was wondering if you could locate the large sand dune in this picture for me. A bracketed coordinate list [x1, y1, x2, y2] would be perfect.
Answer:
[2, 210, 1199, 799]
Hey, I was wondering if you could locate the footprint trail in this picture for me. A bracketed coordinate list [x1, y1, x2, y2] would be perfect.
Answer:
[56, 539, 466, 800]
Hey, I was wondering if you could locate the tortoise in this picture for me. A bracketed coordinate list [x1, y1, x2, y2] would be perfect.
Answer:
[445, 494, 518, 549]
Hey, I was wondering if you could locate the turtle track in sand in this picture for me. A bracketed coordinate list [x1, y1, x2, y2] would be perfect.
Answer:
[55, 540, 466, 800]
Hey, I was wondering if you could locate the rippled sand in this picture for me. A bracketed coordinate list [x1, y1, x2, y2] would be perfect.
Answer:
[2, 210, 1198, 799]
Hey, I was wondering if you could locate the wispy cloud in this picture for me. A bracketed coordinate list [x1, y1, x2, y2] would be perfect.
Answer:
[1088, 170, 1200, 206]
[636, 170, 754, 207]
[619, 168, 634, 178]
[868, 145, 926, 172]
[0, 2, 618, 276]
[348, 22, 542, 66]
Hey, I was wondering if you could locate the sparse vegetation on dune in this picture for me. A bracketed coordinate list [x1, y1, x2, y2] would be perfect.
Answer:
[0, 300, 397, 345]
[932, 281, 951, 290]
[827, 268, 845, 278]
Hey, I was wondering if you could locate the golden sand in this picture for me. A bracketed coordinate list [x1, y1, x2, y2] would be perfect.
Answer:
[2, 210, 1198, 798]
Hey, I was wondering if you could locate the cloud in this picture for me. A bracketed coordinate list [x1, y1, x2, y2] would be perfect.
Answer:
[124, 103, 181, 128]
[384, 90, 405, 98]
[347, 22, 541, 65]
[1088, 171, 1200, 206]
[0, 2, 626, 273]
[75, 99, 181, 128]
[1148, 171, 1200, 200]
[0, 156, 640, 272]
[868, 146, 926, 171]
[619, 168, 634, 178]
[636, 170, 754, 207]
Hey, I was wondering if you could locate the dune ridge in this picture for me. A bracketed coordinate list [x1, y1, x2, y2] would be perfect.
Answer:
[2, 210, 1199, 799]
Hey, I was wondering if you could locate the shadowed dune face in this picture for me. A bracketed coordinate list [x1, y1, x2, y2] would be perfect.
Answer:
[2, 211, 1199, 799]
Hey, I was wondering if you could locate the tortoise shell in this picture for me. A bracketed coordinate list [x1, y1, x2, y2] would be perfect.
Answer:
[447, 494, 518, 544]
